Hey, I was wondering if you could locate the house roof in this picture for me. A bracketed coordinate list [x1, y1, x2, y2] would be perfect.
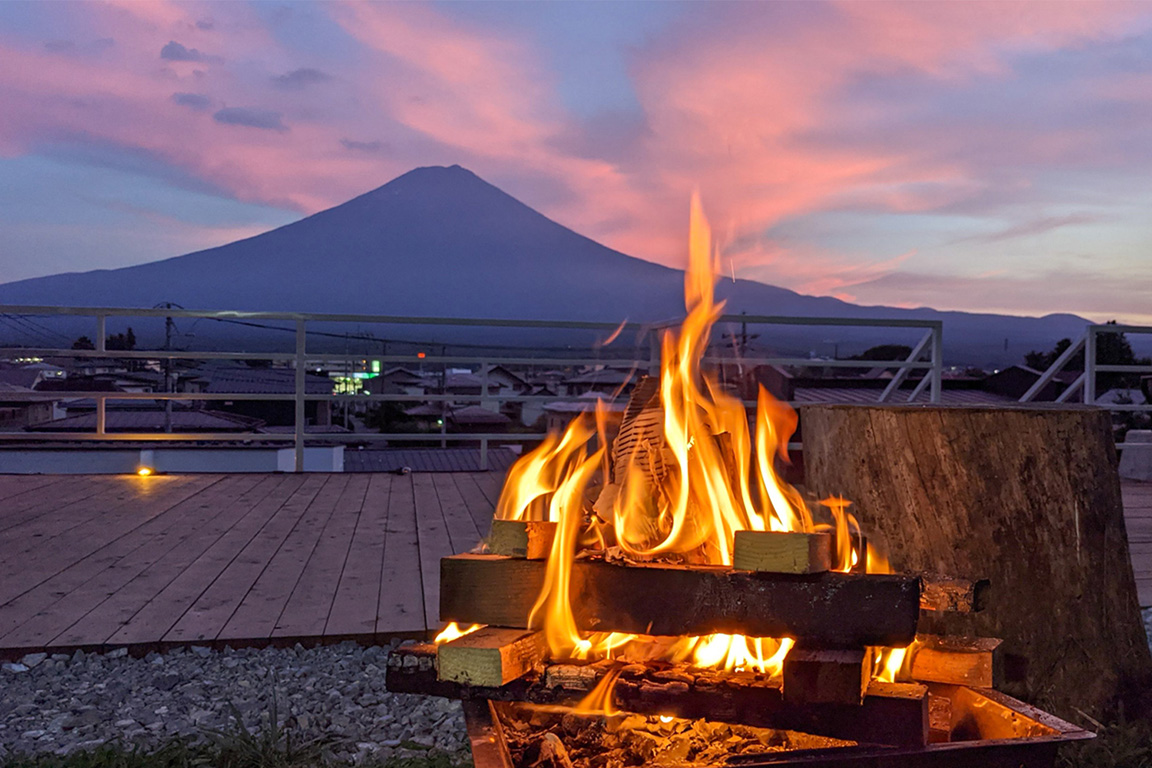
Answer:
[203, 366, 333, 394]
[565, 367, 638, 385]
[1096, 388, 1148, 406]
[449, 405, 511, 425]
[27, 409, 262, 432]
[0, 369, 43, 390]
[543, 393, 628, 414]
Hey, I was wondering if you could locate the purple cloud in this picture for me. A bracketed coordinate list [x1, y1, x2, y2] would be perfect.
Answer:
[272, 68, 332, 90]
[172, 92, 211, 111]
[340, 139, 388, 153]
[161, 41, 210, 62]
[212, 107, 288, 132]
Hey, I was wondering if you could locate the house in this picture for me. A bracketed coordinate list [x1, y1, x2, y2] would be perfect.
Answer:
[564, 366, 639, 396]
[982, 365, 1065, 401]
[542, 392, 627, 434]
[202, 364, 333, 427]
[0, 382, 58, 429]
[26, 408, 263, 433]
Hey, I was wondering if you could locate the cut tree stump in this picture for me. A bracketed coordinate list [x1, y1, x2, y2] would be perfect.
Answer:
[440, 553, 920, 646]
[801, 404, 1152, 721]
[733, 530, 832, 574]
[488, 519, 557, 559]
[437, 627, 546, 687]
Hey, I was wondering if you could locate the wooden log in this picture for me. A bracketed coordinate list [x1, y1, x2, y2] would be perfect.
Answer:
[910, 635, 1001, 688]
[928, 692, 952, 743]
[733, 530, 832, 574]
[801, 404, 1152, 720]
[440, 554, 921, 647]
[437, 627, 547, 687]
[920, 574, 990, 613]
[783, 647, 871, 705]
[487, 520, 556, 559]
[387, 642, 928, 747]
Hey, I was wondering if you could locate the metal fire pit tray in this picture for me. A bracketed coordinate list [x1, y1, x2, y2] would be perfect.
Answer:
[461, 684, 1093, 768]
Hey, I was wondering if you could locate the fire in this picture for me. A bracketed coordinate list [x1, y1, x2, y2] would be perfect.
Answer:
[434, 622, 482, 644]
[496, 192, 902, 684]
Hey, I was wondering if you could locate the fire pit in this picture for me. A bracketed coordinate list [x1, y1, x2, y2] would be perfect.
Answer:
[387, 195, 1093, 767]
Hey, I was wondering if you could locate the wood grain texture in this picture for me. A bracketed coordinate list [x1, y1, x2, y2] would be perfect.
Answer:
[801, 404, 1152, 720]
[436, 627, 545, 687]
[733, 530, 831, 574]
[488, 520, 556, 559]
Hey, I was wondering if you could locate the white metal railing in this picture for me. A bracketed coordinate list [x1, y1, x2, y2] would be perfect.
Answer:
[0, 305, 945, 471]
[1020, 323, 1152, 451]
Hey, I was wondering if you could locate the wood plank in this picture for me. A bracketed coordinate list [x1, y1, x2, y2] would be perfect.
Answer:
[473, 471, 506, 508]
[0, 475, 226, 644]
[216, 474, 350, 641]
[433, 473, 483, 553]
[488, 519, 556, 559]
[910, 635, 1001, 688]
[0, 475, 119, 534]
[165, 474, 330, 643]
[0, 475, 127, 541]
[0, 476, 209, 605]
[414, 472, 452, 631]
[325, 474, 392, 638]
[440, 554, 921, 647]
[376, 474, 426, 634]
[49, 474, 275, 647]
[451, 473, 498, 537]
[783, 647, 871, 705]
[271, 474, 371, 638]
[437, 627, 546, 687]
[0, 475, 59, 503]
[91, 475, 308, 646]
[733, 530, 831, 574]
[388, 643, 929, 748]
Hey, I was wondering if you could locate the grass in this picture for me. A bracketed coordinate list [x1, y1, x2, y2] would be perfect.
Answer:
[1058, 719, 1152, 768]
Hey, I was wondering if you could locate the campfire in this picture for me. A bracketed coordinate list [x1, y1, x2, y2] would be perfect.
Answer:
[387, 196, 1091, 767]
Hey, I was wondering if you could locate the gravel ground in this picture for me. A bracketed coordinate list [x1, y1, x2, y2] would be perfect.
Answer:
[0, 642, 468, 764]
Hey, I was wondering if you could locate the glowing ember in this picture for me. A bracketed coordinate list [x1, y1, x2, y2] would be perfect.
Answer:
[492, 192, 907, 683]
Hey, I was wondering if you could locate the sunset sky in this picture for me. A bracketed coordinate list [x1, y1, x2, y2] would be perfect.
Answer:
[1, 1, 1150, 323]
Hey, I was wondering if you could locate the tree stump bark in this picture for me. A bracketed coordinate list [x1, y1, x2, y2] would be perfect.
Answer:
[801, 404, 1151, 722]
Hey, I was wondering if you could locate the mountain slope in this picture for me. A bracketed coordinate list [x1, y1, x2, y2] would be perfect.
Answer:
[0, 165, 1095, 366]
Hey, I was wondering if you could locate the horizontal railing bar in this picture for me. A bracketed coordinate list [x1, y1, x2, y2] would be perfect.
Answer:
[0, 431, 540, 442]
[0, 348, 940, 370]
[1094, 364, 1152, 373]
[1090, 323, 1152, 335]
[0, 305, 943, 331]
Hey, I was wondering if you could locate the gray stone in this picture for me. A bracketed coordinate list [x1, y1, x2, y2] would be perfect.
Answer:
[20, 654, 48, 669]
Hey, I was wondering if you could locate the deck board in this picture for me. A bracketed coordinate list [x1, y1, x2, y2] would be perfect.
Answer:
[0, 472, 1147, 656]
[375, 473, 426, 635]
[325, 474, 392, 638]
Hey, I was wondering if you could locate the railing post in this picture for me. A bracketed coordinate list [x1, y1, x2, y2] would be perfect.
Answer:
[1085, 326, 1097, 406]
[96, 394, 106, 436]
[648, 329, 660, 377]
[294, 319, 306, 473]
[480, 360, 491, 471]
[96, 314, 106, 354]
[930, 323, 943, 404]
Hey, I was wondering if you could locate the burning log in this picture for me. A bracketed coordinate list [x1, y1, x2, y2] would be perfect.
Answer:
[919, 574, 990, 613]
[488, 520, 557, 559]
[387, 641, 929, 747]
[782, 647, 871, 705]
[910, 635, 1001, 688]
[438, 628, 547, 687]
[440, 554, 921, 647]
[732, 530, 832, 574]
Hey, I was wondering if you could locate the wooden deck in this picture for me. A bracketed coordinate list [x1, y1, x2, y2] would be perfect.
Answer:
[0, 472, 503, 658]
[0, 473, 1149, 658]
[1123, 480, 1152, 607]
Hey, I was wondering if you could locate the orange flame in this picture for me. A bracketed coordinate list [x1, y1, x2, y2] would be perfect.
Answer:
[497, 192, 889, 679]
[434, 622, 482, 644]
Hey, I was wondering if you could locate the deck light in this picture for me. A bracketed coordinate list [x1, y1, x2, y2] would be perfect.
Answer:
[137, 467, 154, 477]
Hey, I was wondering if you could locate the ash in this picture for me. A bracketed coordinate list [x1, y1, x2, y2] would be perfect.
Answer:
[498, 704, 853, 768]
[0, 642, 467, 763]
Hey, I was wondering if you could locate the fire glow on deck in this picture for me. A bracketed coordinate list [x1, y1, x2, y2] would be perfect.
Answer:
[386, 195, 1093, 767]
